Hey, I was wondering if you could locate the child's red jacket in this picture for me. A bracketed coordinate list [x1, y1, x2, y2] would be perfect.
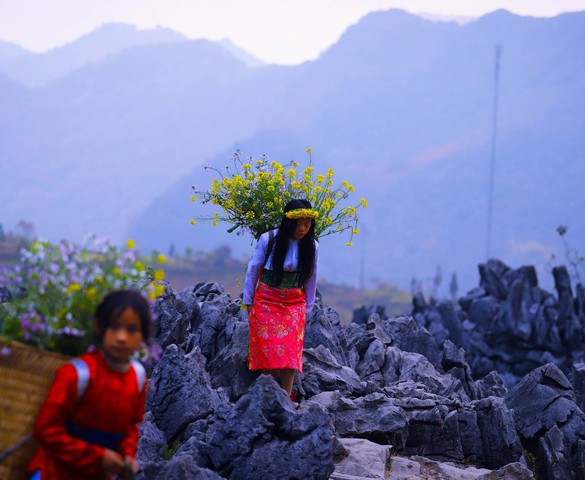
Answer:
[28, 349, 147, 480]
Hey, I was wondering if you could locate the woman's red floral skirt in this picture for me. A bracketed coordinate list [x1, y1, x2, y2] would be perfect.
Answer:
[248, 282, 306, 372]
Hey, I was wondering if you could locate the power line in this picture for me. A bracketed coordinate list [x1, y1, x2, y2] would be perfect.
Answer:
[487, 45, 502, 260]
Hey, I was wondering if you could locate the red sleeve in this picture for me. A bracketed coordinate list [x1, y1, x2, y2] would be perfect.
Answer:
[117, 378, 147, 458]
[33, 364, 105, 475]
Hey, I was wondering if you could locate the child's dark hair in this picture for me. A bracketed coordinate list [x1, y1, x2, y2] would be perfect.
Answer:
[94, 290, 153, 344]
[271, 198, 316, 287]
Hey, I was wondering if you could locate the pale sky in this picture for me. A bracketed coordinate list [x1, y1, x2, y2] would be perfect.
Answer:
[1, 0, 585, 64]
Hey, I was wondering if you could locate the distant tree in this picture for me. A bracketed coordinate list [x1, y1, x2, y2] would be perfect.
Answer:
[449, 272, 459, 303]
[432, 266, 442, 298]
[410, 277, 419, 296]
[0, 223, 5, 242]
[16, 219, 35, 241]
[555, 225, 584, 286]
[169, 244, 176, 258]
[208, 245, 232, 268]
[184, 247, 193, 260]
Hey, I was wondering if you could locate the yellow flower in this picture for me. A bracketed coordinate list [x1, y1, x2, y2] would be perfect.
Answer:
[347, 206, 357, 215]
[342, 180, 355, 192]
[67, 283, 81, 294]
[359, 198, 368, 208]
[322, 198, 335, 210]
[327, 168, 335, 177]
[148, 290, 156, 301]
[157, 253, 167, 264]
[190, 218, 197, 225]
[243, 163, 252, 170]
[287, 169, 296, 178]
[190, 196, 197, 202]
[306, 147, 312, 153]
[135, 260, 146, 271]
[153, 269, 165, 282]
[155, 284, 165, 297]
[85, 286, 98, 301]
[352, 229, 360, 235]
[113, 266, 122, 276]
[316, 174, 325, 183]
[346, 241, 354, 247]
[126, 239, 136, 250]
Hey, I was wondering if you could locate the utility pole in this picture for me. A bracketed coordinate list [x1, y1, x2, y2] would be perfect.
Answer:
[487, 45, 501, 260]
[359, 224, 365, 291]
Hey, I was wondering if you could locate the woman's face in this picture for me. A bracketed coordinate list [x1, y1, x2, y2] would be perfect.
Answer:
[292, 218, 312, 240]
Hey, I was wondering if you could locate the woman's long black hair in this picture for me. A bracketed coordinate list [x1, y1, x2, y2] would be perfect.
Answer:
[270, 199, 316, 287]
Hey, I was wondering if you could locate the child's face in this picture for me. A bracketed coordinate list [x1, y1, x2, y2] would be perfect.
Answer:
[292, 218, 312, 240]
[102, 307, 143, 363]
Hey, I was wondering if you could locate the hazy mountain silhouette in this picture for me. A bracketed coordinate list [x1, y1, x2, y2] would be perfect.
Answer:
[1, 9, 584, 294]
[216, 38, 266, 67]
[0, 41, 30, 63]
[0, 23, 188, 86]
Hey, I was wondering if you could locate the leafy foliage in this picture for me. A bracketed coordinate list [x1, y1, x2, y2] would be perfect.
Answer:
[190, 149, 367, 244]
[0, 236, 165, 358]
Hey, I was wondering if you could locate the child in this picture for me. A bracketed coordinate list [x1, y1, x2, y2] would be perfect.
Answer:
[27, 290, 153, 480]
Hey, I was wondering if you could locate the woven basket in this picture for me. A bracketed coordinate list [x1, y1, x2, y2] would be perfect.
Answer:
[0, 338, 70, 480]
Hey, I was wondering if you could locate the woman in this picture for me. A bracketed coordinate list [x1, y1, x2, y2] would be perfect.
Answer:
[242, 199, 319, 403]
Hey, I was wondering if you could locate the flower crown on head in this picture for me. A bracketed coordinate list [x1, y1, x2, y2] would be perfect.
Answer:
[285, 208, 319, 220]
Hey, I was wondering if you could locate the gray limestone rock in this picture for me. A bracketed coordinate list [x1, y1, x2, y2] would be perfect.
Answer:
[146, 344, 225, 442]
[154, 286, 200, 350]
[198, 375, 335, 480]
[140, 455, 225, 480]
[327, 392, 409, 448]
[506, 363, 585, 479]
[301, 345, 367, 398]
[136, 414, 166, 464]
[476, 462, 535, 479]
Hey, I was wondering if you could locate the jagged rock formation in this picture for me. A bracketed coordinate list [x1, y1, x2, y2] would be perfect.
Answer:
[411, 259, 585, 386]
[134, 271, 585, 479]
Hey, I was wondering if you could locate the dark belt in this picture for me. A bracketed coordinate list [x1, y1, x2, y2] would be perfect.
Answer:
[261, 269, 300, 289]
[66, 422, 124, 450]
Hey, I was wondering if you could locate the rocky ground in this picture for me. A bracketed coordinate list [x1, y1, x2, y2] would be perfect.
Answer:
[135, 260, 585, 479]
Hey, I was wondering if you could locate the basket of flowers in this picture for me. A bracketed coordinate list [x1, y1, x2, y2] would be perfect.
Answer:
[0, 236, 164, 479]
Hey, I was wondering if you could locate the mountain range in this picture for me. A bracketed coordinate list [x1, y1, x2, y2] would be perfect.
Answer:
[1, 10, 584, 296]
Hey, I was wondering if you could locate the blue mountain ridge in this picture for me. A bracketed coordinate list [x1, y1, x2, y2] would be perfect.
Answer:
[1, 9, 583, 295]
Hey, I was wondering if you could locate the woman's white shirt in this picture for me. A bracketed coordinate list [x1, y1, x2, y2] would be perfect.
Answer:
[242, 229, 319, 312]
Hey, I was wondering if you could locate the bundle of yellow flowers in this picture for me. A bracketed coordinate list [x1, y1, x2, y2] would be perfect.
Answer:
[190, 149, 367, 245]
